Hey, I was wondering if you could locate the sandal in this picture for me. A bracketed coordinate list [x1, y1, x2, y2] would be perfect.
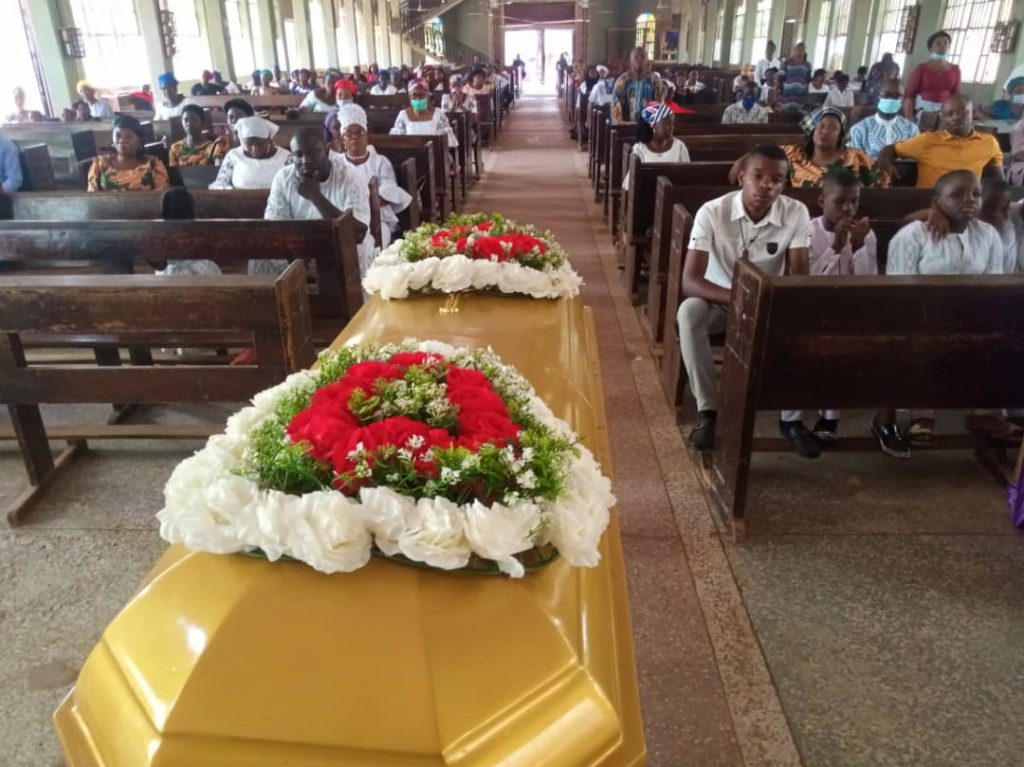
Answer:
[906, 417, 935, 446]
[965, 414, 1024, 445]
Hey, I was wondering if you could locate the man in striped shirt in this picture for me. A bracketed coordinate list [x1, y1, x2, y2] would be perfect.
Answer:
[847, 79, 919, 158]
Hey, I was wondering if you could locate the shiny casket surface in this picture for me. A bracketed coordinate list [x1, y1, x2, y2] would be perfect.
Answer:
[54, 294, 646, 767]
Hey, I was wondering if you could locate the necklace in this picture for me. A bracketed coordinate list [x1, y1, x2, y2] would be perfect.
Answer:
[737, 217, 766, 259]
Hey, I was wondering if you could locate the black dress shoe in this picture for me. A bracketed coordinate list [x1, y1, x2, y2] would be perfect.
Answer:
[871, 419, 911, 459]
[688, 411, 717, 451]
[812, 417, 839, 445]
[779, 420, 822, 459]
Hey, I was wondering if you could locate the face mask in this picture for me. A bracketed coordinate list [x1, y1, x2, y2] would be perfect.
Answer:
[1012, 94, 1024, 104]
[410, 97, 429, 110]
[877, 97, 901, 115]
[930, 52, 947, 61]
[741, 96, 756, 109]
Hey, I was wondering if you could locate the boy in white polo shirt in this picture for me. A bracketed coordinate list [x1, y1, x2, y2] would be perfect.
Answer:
[677, 144, 820, 456]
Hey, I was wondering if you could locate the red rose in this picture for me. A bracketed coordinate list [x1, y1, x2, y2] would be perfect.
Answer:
[387, 352, 440, 369]
[476, 221, 494, 232]
[458, 410, 520, 444]
[446, 366, 490, 390]
[456, 237, 468, 253]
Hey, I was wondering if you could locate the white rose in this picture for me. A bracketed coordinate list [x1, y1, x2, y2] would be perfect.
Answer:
[463, 500, 541, 578]
[397, 497, 472, 570]
[432, 255, 473, 293]
[158, 460, 257, 553]
[358, 486, 416, 555]
[225, 405, 267, 439]
[406, 258, 439, 292]
[244, 490, 302, 560]
[468, 258, 502, 289]
[286, 491, 372, 573]
[545, 450, 614, 567]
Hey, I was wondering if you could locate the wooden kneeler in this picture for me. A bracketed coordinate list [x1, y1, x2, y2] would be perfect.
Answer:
[0, 262, 315, 526]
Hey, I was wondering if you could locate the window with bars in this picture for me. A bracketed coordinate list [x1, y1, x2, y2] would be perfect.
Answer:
[713, 5, 725, 64]
[309, 0, 330, 69]
[68, 0, 148, 88]
[750, 0, 773, 59]
[636, 13, 656, 60]
[425, 17, 444, 60]
[826, 0, 852, 71]
[730, 0, 747, 65]
[225, 0, 255, 79]
[167, 0, 210, 77]
[942, 0, 1012, 83]
[814, 0, 832, 69]
[873, 0, 915, 73]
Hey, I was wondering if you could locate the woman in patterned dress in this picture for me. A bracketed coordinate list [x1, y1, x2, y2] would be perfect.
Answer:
[87, 116, 170, 192]
[168, 104, 227, 167]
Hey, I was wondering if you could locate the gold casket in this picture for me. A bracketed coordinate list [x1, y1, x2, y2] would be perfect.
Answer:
[54, 294, 646, 766]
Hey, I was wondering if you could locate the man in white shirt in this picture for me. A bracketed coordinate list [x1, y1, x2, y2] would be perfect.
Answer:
[677, 144, 820, 457]
[369, 71, 398, 96]
[76, 80, 114, 120]
[588, 70, 615, 108]
[847, 79, 919, 158]
[265, 127, 374, 274]
[754, 41, 782, 89]
[722, 82, 770, 124]
[824, 73, 855, 108]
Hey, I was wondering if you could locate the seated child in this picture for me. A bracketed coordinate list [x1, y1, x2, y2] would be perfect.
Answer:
[677, 144, 819, 457]
[807, 169, 878, 444]
[874, 169, 1007, 454]
[622, 101, 690, 192]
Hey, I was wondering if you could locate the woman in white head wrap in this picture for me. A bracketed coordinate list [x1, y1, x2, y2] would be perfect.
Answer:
[333, 103, 412, 247]
[209, 116, 292, 189]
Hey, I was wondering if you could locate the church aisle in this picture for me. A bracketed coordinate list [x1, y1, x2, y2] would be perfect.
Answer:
[461, 95, 801, 766]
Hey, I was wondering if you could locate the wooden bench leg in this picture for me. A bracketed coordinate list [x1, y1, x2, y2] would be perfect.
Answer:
[5, 404, 87, 526]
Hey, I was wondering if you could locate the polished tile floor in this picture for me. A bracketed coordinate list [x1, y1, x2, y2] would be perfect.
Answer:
[2, 94, 1022, 766]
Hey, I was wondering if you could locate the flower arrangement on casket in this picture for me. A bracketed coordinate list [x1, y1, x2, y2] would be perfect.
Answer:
[157, 341, 614, 578]
[362, 213, 584, 300]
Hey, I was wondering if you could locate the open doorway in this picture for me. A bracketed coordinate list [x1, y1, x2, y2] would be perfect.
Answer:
[504, 26, 574, 93]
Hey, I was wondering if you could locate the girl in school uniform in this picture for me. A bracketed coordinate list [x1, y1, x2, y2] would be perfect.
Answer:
[621, 102, 691, 192]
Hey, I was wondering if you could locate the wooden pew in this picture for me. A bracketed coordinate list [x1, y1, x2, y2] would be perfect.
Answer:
[712, 260, 1024, 536]
[602, 125, 802, 230]
[0, 261, 315, 525]
[0, 214, 364, 340]
[188, 94, 303, 113]
[658, 187, 935, 415]
[0, 188, 269, 220]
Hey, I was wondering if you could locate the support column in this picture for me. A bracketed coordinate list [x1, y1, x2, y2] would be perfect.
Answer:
[316, 0, 340, 67]
[376, 0, 391, 66]
[201, 0, 232, 76]
[342, 0, 360, 67]
[718, 0, 735, 66]
[255, 0, 278, 67]
[360, 0, 377, 65]
[293, 0, 313, 67]
[23, 0, 84, 112]
[135, 0, 174, 84]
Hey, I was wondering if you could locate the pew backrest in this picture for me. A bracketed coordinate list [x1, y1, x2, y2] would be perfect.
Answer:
[714, 260, 1024, 523]
[0, 261, 315, 406]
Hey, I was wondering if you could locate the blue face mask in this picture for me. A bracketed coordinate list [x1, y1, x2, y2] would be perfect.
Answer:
[741, 96, 756, 109]
[930, 52, 947, 61]
[877, 97, 901, 115]
[410, 97, 429, 111]
[1012, 94, 1024, 104]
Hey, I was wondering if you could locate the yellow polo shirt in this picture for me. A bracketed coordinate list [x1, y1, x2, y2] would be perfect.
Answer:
[893, 130, 1003, 188]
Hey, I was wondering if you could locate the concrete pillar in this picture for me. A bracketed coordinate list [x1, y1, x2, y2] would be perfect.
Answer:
[718, 0, 735, 66]
[314, 0, 340, 67]
[255, 0, 278, 67]
[741, 0, 759, 66]
[201, 0, 233, 76]
[23, 0, 84, 112]
[342, 0, 360, 67]
[136, 0, 174, 84]
[292, 0, 313, 68]
[376, 0, 391, 66]
[360, 0, 377, 65]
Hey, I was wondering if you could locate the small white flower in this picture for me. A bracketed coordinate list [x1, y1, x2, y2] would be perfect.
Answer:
[516, 469, 537, 490]
[406, 434, 425, 450]
[440, 467, 461, 484]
